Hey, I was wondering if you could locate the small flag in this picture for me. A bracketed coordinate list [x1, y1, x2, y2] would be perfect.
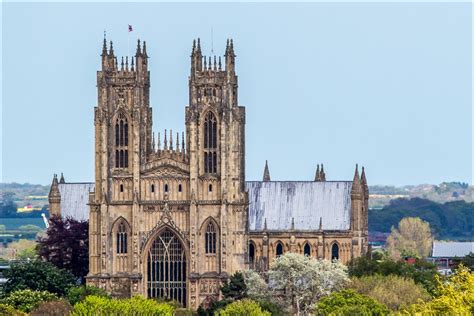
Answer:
[128, 25, 133, 32]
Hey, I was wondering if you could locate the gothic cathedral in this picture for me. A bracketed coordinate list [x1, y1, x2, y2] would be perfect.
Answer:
[47, 37, 369, 309]
[87, 38, 248, 308]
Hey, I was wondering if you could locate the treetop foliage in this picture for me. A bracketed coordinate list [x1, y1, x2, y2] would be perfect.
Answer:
[221, 272, 247, 300]
[370, 198, 473, 240]
[315, 289, 389, 316]
[37, 216, 89, 280]
[3, 261, 76, 296]
[0, 289, 57, 313]
[216, 299, 271, 316]
[386, 217, 433, 259]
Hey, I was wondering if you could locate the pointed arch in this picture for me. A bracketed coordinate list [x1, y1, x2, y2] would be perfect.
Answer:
[202, 110, 218, 174]
[114, 111, 130, 169]
[248, 240, 256, 264]
[275, 241, 284, 257]
[303, 242, 311, 257]
[112, 217, 130, 254]
[331, 242, 340, 260]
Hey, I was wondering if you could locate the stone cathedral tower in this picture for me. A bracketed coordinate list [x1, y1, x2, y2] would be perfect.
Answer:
[86, 38, 247, 309]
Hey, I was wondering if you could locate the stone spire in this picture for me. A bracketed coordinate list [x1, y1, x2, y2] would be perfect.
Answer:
[59, 173, 65, 184]
[320, 164, 326, 181]
[351, 164, 362, 198]
[48, 174, 61, 217]
[361, 166, 369, 199]
[263, 160, 271, 182]
[314, 164, 320, 181]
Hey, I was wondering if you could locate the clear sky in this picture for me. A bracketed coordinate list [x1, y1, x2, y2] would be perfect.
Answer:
[1, 2, 472, 186]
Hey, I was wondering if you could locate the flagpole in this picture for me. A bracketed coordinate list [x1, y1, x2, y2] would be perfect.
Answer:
[128, 27, 130, 58]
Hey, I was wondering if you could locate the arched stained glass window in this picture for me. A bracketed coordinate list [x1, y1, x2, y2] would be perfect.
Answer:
[115, 113, 128, 168]
[331, 243, 339, 260]
[117, 222, 128, 254]
[304, 243, 311, 256]
[276, 242, 283, 257]
[205, 222, 217, 254]
[203, 112, 217, 173]
[249, 242, 255, 263]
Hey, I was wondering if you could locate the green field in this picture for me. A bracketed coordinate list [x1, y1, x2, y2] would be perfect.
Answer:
[0, 217, 45, 230]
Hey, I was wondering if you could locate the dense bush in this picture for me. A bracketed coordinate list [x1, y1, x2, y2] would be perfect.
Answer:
[3, 261, 76, 296]
[315, 289, 389, 315]
[348, 256, 438, 294]
[70, 295, 175, 315]
[0, 303, 25, 316]
[401, 265, 474, 315]
[350, 275, 431, 310]
[66, 285, 109, 306]
[0, 289, 57, 313]
[29, 299, 72, 316]
[216, 299, 271, 316]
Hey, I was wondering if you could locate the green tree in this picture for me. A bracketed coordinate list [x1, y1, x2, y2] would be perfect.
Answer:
[221, 272, 247, 300]
[3, 261, 76, 296]
[242, 270, 268, 301]
[216, 299, 271, 316]
[315, 289, 389, 316]
[268, 252, 349, 315]
[350, 275, 431, 311]
[386, 217, 433, 259]
[8, 239, 37, 260]
[0, 303, 25, 316]
[0, 289, 57, 313]
[402, 265, 474, 315]
[348, 256, 438, 294]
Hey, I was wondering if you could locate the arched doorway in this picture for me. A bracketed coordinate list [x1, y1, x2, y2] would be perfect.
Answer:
[147, 228, 187, 306]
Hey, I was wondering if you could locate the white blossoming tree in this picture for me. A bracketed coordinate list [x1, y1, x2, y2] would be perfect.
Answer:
[268, 252, 349, 315]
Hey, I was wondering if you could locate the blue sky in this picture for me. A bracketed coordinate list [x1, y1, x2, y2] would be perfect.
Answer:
[1, 2, 472, 186]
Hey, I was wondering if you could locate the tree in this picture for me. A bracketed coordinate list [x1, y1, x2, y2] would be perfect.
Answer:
[315, 289, 389, 316]
[3, 261, 76, 296]
[66, 286, 110, 306]
[350, 275, 431, 311]
[221, 272, 247, 300]
[403, 265, 474, 315]
[8, 239, 37, 260]
[348, 256, 438, 294]
[216, 299, 271, 316]
[386, 217, 433, 259]
[268, 252, 349, 315]
[242, 270, 268, 301]
[37, 216, 88, 281]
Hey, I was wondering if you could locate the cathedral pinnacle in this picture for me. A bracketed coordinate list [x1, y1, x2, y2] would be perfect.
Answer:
[263, 160, 271, 182]
[101, 37, 107, 56]
[59, 172, 65, 184]
[315, 164, 320, 181]
[136, 39, 142, 57]
[320, 164, 326, 181]
[143, 41, 148, 58]
[109, 41, 114, 56]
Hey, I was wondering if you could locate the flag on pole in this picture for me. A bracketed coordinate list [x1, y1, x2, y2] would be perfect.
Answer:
[128, 25, 133, 32]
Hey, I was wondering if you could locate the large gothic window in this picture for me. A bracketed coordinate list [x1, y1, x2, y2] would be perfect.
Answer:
[248, 242, 255, 263]
[147, 228, 187, 306]
[203, 112, 217, 173]
[115, 113, 129, 168]
[331, 243, 339, 260]
[205, 222, 217, 254]
[117, 222, 128, 254]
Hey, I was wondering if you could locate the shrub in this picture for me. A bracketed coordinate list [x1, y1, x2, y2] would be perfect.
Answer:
[3, 261, 76, 296]
[70, 295, 175, 315]
[66, 285, 109, 306]
[216, 299, 271, 316]
[315, 289, 389, 316]
[0, 289, 57, 313]
[29, 299, 72, 316]
[350, 275, 431, 310]
[221, 272, 247, 300]
[0, 303, 25, 316]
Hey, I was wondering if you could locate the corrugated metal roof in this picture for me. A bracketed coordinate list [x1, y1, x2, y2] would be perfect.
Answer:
[246, 181, 352, 231]
[56, 181, 353, 231]
[432, 241, 474, 258]
[58, 183, 94, 221]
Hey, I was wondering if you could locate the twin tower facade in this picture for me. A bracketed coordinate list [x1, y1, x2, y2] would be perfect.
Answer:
[73, 38, 369, 309]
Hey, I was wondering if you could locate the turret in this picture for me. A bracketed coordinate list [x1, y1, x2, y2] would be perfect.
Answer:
[225, 39, 235, 74]
[351, 164, 363, 233]
[263, 160, 271, 182]
[59, 172, 65, 184]
[314, 164, 320, 181]
[135, 39, 148, 74]
[48, 174, 61, 217]
[320, 164, 326, 181]
[191, 38, 203, 75]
